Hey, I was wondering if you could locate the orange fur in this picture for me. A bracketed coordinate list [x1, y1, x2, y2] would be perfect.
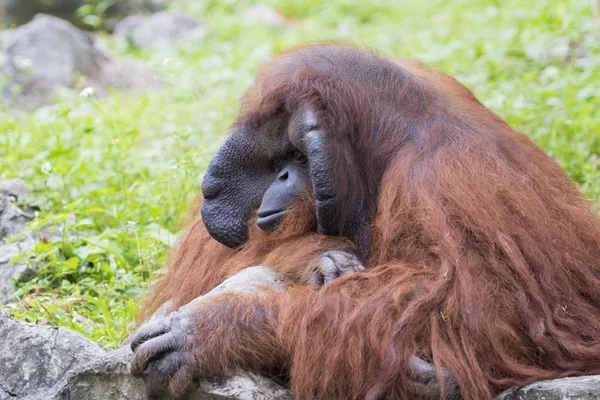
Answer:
[138, 192, 354, 321]
[139, 43, 600, 399]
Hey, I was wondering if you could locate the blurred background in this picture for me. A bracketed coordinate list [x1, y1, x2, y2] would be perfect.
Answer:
[0, 0, 598, 348]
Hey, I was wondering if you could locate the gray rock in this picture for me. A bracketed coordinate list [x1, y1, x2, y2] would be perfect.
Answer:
[0, 0, 82, 27]
[198, 373, 291, 400]
[0, 220, 61, 303]
[113, 12, 207, 50]
[0, 179, 62, 303]
[499, 376, 600, 399]
[1, 14, 107, 108]
[0, 179, 30, 203]
[0, 229, 35, 303]
[111, 15, 147, 39]
[0, 196, 7, 216]
[241, 5, 287, 27]
[0, 309, 107, 399]
[1, 14, 161, 109]
[0, 0, 167, 32]
[101, 59, 163, 92]
[39, 347, 148, 400]
[0, 179, 34, 303]
[101, 0, 168, 32]
[0, 203, 33, 240]
[0, 268, 291, 399]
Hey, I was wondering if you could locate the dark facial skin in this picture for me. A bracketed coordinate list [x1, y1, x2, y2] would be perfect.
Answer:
[201, 106, 337, 250]
[256, 151, 310, 231]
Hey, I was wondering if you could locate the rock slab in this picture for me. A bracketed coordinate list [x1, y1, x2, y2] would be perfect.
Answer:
[0, 0, 167, 31]
[1, 14, 160, 109]
[0, 179, 62, 303]
[0, 309, 107, 399]
[0, 267, 291, 400]
[113, 11, 207, 49]
[501, 376, 600, 399]
[0, 180, 35, 303]
[241, 4, 287, 27]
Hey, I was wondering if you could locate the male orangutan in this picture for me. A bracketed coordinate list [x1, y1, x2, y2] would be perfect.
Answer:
[130, 44, 600, 400]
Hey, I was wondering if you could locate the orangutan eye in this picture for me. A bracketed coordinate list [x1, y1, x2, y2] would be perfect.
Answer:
[292, 150, 308, 164]
[272, 158, 284, 171]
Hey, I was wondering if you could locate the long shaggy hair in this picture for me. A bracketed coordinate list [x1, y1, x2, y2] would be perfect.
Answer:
[139, 43, 600, 399]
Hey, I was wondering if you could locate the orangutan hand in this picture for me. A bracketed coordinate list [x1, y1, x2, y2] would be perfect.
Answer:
[130, 310, 201, 398]
[310, 250, 365, 285]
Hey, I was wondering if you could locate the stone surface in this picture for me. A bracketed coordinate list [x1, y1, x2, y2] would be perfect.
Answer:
[0, 0, 82, 27]
[1, 14, 107, 108]
[0, 180, 34, 303]
[500, 376, 600, 399]
[113, 11, 207, 50]
[1, 14, 161, 109]
[0, 267, 291, 400]
[198, 373, 291, 400]
[0, 180, 62, 303]
[241, 4, 287, 27]
[0, 211, 63, 303]
[101, 59, 163, 92]
[0, 179, 30, 204]
[0, 224, 35, 303]
[0, 0, 167, 31]
[0, 309, 107, 399]
[40, 347, 148, 400]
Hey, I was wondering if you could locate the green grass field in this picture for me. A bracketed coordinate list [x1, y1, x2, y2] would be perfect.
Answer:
[1, 0, 598, 348]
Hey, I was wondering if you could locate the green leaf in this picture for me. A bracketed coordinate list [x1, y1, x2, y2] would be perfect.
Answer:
[141, 223, 178, 247]
[81, 237, 129, 267]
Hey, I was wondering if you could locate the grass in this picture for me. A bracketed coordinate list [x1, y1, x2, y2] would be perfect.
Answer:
[0, 0, 598, 348]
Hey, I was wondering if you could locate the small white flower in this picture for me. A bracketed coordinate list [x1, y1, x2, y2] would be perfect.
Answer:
[15, 55, 33, 69]
[485, 6, 499, 17]
[79, 87, 95, 98]
[41, 161, 52, 174]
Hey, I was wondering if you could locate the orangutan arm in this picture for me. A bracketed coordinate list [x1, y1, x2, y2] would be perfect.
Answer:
[130, 268, 458, 399]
